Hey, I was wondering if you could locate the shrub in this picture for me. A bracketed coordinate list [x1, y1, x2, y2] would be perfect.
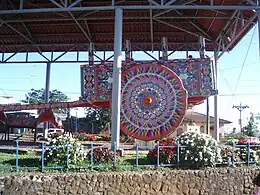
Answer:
[95, 135, 111, 141]
[238, 148, 259, 163]
[44, 134, 86, 166]
[50, 132, 63, 139]
[73, 132, 96, 141]
[176, 131, 222, 168]
[220, 145, 241, 165]
[147, 138, 177, 164]
[88, 148, 115, 163]
[226, 138, 239, 146]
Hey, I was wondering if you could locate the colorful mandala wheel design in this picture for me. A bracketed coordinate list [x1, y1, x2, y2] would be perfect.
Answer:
[121, 63, 188, 141]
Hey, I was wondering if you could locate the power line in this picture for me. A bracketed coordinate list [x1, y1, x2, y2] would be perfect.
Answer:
[219, 61, 260, 72]
[0, 76, 40, 80]
[223, 77, 233, 93]
[0, 88, 7, 95]
[227, 26, 257, 107]
[232, 26, 256, 96]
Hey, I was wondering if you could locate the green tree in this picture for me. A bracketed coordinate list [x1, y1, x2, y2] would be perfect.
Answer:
[22, 88, 70, 113]
[244, 113, 259, 137]
[83, 108, 111, 133]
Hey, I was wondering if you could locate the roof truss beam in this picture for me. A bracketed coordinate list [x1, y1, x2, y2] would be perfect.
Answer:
[1, 0, 50, 61]
[52, 44, 78, 62]
[153, 0, 197, 17]
[81, 0, 125, 18]
[218, 12, 257, 58]
[0, 45, 52, 63]
[174, 10, 213, 40]
[215, 10, 240, 41]
[19, 0, 23, 9]
[49, 0, 64, 8]
[56, 0, 91, 42]
[134, 45, 159, 60]
[68, 0, 84, 8]
[5, 0, 40, 51]
[154, 18, 214, 42]
[206, 0, 225, 33]
[246, 0, 257, 5]
[69, 12, 92, 42]
[148, 0, 160, 6]
[3, 16, 245, 23]
[164, 0, 178, 6]
[21, 22, 43, 52]
[0, 5, 260, 15]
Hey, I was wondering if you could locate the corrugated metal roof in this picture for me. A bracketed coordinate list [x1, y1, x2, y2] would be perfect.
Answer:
[0, 0, 257, 52]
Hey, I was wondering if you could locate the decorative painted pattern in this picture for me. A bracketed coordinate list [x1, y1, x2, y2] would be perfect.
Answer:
[0, 101, 109, 112]
[95, 64, 113, 101]
[80, 58, 217, 102]
[81, 66, 95, 102]
[120, 63, 187, 141]
[6, 113, 37, 128]
[200, 60, 217, 96]
[167, 60, 200, 96]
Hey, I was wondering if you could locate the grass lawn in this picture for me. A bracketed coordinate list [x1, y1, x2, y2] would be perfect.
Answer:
[0, 152, 41, 172]
[0, 150, 153, 172]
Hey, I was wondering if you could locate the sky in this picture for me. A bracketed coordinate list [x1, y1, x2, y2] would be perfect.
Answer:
[0, 25, 260, 130]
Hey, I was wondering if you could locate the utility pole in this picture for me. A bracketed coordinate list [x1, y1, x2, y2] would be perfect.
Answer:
[232, 103, 249, 134]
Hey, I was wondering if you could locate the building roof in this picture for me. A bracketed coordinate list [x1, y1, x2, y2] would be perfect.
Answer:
[0, 0, 257, 53]
[184, 110, 232, 124]
[0, 96, 21, 105]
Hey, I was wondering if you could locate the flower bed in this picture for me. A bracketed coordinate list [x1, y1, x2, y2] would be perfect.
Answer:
[73, 132, 96, 141]
[147, 138, 177, 164]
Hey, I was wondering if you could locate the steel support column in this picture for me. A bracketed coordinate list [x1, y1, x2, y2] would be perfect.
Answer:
[43, 62, 51, 139]
[111, 8, 123, 150]
[199, 36, 205, 58]
[161, 37, 168, 61]
[206, 98, 210, 134]
[199, 36, 210, 135]
[89, 42, 94, 65]
[213, 50, 219, 141]
[258, 0, 260, 58]
[125, 40, 131, 62]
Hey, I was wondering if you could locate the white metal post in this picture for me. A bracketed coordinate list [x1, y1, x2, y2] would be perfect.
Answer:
[161, 37, 168, 61]
[257, 0, 260, 57]
[199, 36, 210, 135]
[89, 42, 94, 66]
[125, 39, 131, 63]
[111, 8, 123, 149]
[214, 50, 219, 141]
[199, 36, 205, 58]
[44, 62, 51, 139]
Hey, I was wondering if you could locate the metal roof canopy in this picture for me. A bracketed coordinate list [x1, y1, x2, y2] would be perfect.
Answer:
[0, 0, 259, 64]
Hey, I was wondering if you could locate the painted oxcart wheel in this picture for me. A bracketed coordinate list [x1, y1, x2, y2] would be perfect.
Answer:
[120, 63, 188, 141]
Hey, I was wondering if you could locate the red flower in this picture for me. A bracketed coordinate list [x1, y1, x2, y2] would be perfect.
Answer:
[147, 138, 177, 164]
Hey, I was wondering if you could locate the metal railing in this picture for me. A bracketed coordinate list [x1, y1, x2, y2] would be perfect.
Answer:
[0, 140, 259, 172]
